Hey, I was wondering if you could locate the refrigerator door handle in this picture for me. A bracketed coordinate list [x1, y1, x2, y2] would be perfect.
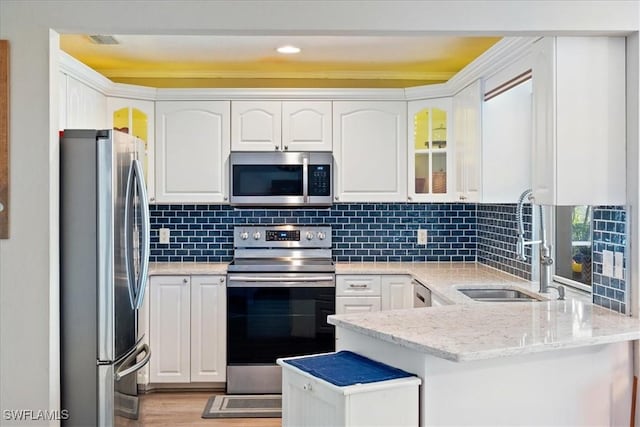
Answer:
[124, 159, 150, 310]
[132, 159, 150, 310]
[115, 343, 151, 381]
[123, 161, 137, 309]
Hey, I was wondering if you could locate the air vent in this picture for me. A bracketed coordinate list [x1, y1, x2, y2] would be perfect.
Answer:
[88, 35, 119, 45]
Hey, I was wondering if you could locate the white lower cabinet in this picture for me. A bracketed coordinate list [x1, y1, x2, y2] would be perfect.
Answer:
[336, 275, 412, 314]
[380, 275, 413, 310]
[148, 275, 226, 384]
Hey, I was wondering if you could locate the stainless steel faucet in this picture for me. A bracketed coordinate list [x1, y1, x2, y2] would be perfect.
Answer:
[516, 189, 565, 300]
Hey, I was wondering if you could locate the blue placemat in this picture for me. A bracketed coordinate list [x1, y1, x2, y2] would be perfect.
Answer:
[283, 351, 415, 387]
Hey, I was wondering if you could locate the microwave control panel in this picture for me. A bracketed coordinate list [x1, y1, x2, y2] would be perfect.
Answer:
[308, 165, 331, 196]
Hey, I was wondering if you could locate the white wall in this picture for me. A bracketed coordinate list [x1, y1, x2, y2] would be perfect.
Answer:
[0, 1, 638, 425]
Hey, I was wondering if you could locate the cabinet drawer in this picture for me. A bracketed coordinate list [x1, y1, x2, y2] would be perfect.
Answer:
[335, 297, 381, 315]
[336, 275, 381, 296]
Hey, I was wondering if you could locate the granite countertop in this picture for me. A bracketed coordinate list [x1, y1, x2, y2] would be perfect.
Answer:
[149, 262, 228, 275]
[149, 261, 640, 362]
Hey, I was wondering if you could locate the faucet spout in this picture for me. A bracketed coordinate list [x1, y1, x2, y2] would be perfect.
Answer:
[515, 189, 564, 301]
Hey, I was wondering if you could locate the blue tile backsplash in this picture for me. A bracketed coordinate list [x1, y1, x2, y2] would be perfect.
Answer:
[592, 206, 627, 313]
[149, 203, 478, 263]
[477, 204, 533, 280]
[150, 202, 629, 313]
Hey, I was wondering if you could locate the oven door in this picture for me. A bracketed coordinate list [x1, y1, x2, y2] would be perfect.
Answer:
[226, 274, 335, 365]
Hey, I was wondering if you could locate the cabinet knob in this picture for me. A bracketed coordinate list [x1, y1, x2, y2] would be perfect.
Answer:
[303, 383, 313, 391]
[223, 196, 228, 201]
[275, 145, 279, 151]
[182, 278, 188, 284]
[459, 195, 467, 200]
[219, 277, 225, 283]
[334, 196, 339, 201]
[149, 197, 155, 202]
[408, 196, 413, 201]
[284, 146, 288, 151]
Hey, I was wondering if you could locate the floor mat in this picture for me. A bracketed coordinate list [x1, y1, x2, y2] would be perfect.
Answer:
[202, 394, 281, 419]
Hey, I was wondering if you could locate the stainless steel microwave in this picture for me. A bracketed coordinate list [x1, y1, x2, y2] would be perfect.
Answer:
[229, 152, 333, 207]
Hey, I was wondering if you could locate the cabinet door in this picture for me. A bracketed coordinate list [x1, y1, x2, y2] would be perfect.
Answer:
[531, 37, 556, 205]
[108, 97, 155, 202]
[155, 101, 230, 203]
[282, 101, 332, 151]
[190, 275, 226, 383]
[407, 98, 454, 202]
[231, 101, 282, 151]
[335, 297, 381, 315]
[532, 37, 625, 205]
[333, 101, 407, 202]
[149, 276, 191, 383]
[482, 79, 532, 203]
[380, 275, 413, 311]
[66, 76, 108, 129]
[453, 81, 482, 203]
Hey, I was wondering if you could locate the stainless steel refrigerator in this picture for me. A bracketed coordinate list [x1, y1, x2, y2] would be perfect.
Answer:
[60, 129, 151, 426]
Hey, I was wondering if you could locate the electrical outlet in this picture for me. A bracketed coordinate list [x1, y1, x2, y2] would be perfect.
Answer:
[159, 228, 170, 244]
[417, 229, 428, 245]
[614, 251, 624, 279]
[602, 250, 614, 277]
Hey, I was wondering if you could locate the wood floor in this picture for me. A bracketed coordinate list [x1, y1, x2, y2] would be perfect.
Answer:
[132, 391, 282, 427]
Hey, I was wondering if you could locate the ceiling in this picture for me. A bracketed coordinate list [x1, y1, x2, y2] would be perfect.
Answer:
[60, 34, 501, 89]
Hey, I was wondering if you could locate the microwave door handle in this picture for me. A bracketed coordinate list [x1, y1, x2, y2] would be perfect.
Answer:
[303, 156, 308, 203]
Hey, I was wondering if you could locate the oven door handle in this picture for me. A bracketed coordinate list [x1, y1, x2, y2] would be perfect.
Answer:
[227, 275, 334, 282]
[227, 275, 335, 287]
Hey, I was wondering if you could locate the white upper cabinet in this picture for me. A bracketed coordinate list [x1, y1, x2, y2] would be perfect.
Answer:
[155, 101, 230, 203]
[333, 101, 407, 202]
[407, 98, 454, 202]
[231, 101, 282, 151]
[282, 101, 332, 151]
[108, 97, 156, 202]
[453, 80, 482, 203]
[481, 75, 533, 203]
[64, 75, 108, 129]
[531, 36, 626, 206]
[231, 101, 332, 152]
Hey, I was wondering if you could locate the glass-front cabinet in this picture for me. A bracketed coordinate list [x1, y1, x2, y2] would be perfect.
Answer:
[107, 98, 155, 202]
[407, 98, 454, 202]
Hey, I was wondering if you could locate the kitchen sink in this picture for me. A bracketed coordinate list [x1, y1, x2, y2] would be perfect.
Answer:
[458, 288, 546, 302]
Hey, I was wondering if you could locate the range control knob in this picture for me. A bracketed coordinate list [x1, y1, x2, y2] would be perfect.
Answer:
[253, 231, 261, 240]
[306, 232, 315, 240]
[240, 232, 249, 240]
[317, 232, 326, 240]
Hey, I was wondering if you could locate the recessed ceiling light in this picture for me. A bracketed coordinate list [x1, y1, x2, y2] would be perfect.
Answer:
[276, 45, 301, 54]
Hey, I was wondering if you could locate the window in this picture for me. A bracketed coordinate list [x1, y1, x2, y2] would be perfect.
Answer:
[553, 206, 592, 291]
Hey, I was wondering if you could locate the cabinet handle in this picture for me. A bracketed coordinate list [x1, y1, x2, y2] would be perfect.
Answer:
[349, 283, 369, 289]
[303, 383, 313, 391]
[459, 195, 467, 200]
[182, 278, 188, 284]
[275, 145, 279, 151]
[149, 197, 155, 202]
[284, 146, 288, 151]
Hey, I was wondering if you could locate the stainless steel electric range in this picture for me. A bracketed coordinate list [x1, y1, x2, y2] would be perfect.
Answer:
[226, 225, 335, 394]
